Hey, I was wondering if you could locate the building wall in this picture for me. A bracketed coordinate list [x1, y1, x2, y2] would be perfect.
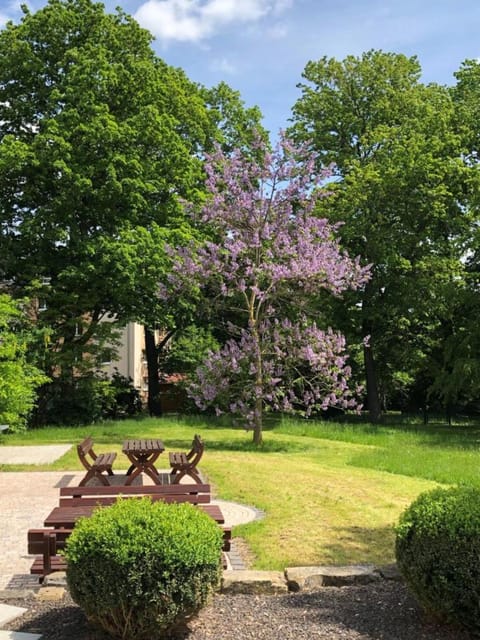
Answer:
[102, 323, 147, 398]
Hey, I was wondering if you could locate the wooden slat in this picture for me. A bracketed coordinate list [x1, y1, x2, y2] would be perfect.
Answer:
[122, 439, 164, 454]
[30, 556, 67, 575]
[60, 483, 210, 497]
[46, 502, 225, 527]
[59, 494, 211, 506]
[28, 528, 72, 554]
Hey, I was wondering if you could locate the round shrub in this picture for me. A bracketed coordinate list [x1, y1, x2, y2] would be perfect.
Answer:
[395, 485, 480, 634]
[64, 498, 223, 640]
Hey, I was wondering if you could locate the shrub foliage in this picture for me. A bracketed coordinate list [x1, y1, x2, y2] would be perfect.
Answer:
[65, 498, 223, 639]
[0, 294, 48, 431]
[395, 485, 480, 634]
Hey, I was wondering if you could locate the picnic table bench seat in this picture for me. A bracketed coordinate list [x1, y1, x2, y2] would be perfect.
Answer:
[169, 434, 204, 483]
[55, 484, 231, 548]
[59, 483, 232, 549]
[28, 521, 230, 581]
[28, 482, 231, 581]
[27, 528, 72, 582]
[59, 482, 212, 506]
[77, 436, 116, 486]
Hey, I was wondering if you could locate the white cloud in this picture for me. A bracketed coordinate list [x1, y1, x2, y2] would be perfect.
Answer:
[202, 0, 268, 22]
[210, 57, 237, 74]
[134, 0, 293, 43]
[210, 58, 238, 76]
[266, 23, 288, 39]
[271, 0, 293, 15]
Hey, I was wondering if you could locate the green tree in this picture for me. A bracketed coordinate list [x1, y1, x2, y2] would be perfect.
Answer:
[291, 50, 470, 420]
[0, 0, 261, 421]
[200, 81, 268, 152]
[416, 62, 480, 417]
[130, 84, 267, 416]
[0, 294, 48, 430]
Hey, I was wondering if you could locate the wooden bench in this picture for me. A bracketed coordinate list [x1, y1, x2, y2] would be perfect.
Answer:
[28, 519, 231, 582]
[57, 483, 231, 550]
[29, 482, 232, 581]
[27, 528, 72, 582]
[28, 480, 234, 582]
[77, 437, 117, 486]
[59, 483, 232, 551]
[58, 483, 212, 506]
[169, 434, 204, 483]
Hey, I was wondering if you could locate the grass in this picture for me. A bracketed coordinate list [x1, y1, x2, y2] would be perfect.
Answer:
[1, 414, 479, 570]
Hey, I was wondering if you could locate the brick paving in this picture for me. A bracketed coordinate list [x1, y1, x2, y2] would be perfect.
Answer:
[0, 468, 261, 589]
[0, 471, 86, 590]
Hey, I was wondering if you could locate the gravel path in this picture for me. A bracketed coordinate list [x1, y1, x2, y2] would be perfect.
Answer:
[3, 580, 472, 640]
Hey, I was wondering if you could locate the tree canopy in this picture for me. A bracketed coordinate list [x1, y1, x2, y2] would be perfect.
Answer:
[165, 133, 369, 443]
[291, 50, 472, 420]
[0, 0, 265, 422]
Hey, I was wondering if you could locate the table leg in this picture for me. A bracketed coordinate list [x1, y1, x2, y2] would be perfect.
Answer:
[141, 452, 161, 484]
[124, 452, 162, 485]
[124, 462, 142, 485]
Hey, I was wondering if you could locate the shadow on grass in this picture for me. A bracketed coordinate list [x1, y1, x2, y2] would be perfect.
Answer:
[277, 418, 480, 451]
[163, 437, 310, 454]
[319, 524, 396, 567]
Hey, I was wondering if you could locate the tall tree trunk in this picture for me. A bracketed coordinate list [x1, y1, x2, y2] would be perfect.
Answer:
[144, 326, 162, 416]
[363, 341, 382, 423]
[361, 280, 382, 424]
[253, 395, 263, 445]
[250, 311, 264, 445]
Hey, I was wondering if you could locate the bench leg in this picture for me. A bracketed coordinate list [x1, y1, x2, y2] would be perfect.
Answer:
[171, 467, 202, 484]
[79, 469, 111, 486]
[78, 471, 93, 487]
[95, 471, 111, 486]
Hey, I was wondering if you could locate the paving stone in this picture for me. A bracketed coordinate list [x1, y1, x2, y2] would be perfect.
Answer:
[226, 540, 247, 571]
[0, 604, 27, 626]
[0, 445, 71, 465]
[285, 564, 381, 591]
[0, 631, 42, 639]
[42, 572, 66, 587]
[0, 577, 39, 593]
[221, 570, 288, 595]
[35, 587, 65, 602]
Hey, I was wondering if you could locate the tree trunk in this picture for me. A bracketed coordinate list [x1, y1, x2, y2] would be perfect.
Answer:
[144, 326, 162, 416]
[253, 395, 263, 445]
[363, 341, 382, 423]
[250, 314, 264, 445]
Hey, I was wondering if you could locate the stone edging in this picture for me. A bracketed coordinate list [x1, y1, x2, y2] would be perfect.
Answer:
[0, 563, 402, 602]
[221, 563, 402, 595]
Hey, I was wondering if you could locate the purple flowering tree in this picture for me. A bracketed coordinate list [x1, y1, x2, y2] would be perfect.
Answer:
[167, 133, 370, 444]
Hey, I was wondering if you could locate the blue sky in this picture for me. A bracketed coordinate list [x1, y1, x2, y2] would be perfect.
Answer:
[1, 0, 480, 137]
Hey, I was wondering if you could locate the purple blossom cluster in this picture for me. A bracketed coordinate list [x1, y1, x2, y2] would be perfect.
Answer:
[165, 132, 370, 440]
[168, 136, 369, 304]
[188, 318, 363, 429]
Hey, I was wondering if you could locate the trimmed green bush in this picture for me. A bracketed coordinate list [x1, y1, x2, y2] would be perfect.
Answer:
[395, 485, 480, 634]
[64, 498, 223, 640]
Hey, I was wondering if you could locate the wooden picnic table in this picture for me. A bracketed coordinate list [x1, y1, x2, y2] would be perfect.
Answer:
[43, 503, 225, 528]
[122, 438, 165, 485]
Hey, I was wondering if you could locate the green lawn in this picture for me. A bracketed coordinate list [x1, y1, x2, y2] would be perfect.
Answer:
[2, 415, 478, 570]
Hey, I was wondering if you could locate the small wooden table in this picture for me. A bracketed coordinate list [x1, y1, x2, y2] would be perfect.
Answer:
[122, 439, 165, 485]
